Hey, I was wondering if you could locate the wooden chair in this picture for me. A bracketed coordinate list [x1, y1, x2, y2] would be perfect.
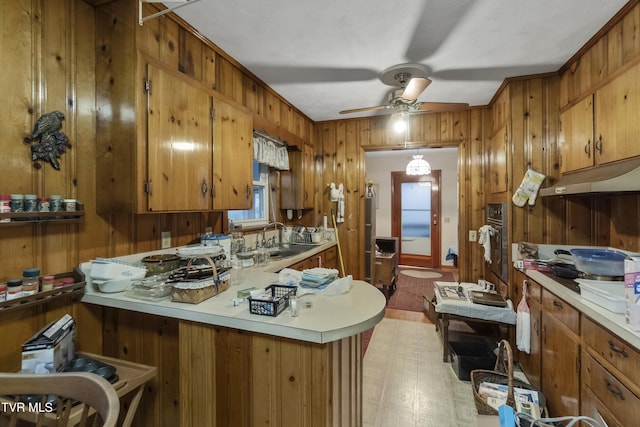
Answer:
[0, 372, 120, 427]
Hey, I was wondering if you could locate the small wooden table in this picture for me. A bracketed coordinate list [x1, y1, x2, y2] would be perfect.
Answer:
[1, 352, 156, 427]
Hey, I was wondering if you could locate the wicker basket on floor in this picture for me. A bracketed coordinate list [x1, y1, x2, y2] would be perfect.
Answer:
[470, 339, 546, 416]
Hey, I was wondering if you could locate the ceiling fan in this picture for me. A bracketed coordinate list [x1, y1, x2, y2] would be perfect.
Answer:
[339, 63, 468, 116]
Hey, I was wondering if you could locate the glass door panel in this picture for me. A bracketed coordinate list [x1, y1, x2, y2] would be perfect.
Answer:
[401, 182, 432, 256]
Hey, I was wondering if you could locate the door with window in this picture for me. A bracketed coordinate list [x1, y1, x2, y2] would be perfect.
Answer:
[391, 170, 441, 267]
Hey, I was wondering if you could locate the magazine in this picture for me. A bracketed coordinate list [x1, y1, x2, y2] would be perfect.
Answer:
[477, 382, 541, 418]
[435, 284, 465, 299]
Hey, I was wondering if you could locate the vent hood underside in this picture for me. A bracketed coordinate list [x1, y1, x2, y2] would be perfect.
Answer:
[540, 157, 640, 197]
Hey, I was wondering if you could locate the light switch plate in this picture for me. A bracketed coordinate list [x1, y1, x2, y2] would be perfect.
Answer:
[161, 231, 171, 249]
[205, 226, 212, 234]
[468, 230, 477, 242]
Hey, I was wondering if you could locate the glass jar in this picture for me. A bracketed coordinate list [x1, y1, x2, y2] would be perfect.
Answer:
[49, 195, 62, 212]
[10, 194, 24, 212]
[0, 194, 10, 223]
[37, 197, 50, 212]
[22, 267, 40, 296]
[41, 275, 55, 292]
[63, 199, 77, 212]
[24, 194, 37, 212]
[6, 279, 22, 300]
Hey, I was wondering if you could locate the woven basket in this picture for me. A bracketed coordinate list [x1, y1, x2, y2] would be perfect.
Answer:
[171, 256, 228, 304]
[470, 340, 546, 416]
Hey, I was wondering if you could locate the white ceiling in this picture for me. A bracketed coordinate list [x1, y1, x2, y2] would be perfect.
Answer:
[170, 0, 628, 122]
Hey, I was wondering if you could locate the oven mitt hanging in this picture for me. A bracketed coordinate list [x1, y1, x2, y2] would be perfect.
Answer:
[512, 168, 546, 207]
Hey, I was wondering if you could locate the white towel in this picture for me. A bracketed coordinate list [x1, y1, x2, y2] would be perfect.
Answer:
[516, 280, 532, 354]
[478, 225, 496, 263]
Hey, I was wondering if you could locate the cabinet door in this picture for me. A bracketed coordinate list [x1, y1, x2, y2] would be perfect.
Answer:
[146, 64, 212, 212]
[280, 143, 314, 209]
[212, 99, 253, 210]
[595, 63, 640, 164]
[559, 95, 594, 174]
[488, 125, 508, 193]
[541, 310, 580, 417]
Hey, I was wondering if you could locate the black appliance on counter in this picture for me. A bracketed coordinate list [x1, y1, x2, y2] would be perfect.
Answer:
[487, 203, 508, 283]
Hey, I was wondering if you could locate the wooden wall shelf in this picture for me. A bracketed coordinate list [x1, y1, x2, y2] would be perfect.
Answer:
[0, 271, 85, 316]
[0, 204, 84, 226]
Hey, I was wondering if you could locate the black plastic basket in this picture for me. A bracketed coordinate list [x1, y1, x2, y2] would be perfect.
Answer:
[248, 284, 297, 317]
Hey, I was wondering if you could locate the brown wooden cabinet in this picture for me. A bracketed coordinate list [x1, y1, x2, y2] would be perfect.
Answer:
[280, 143, 314, 210]
[581, 317, 640, 427]
[559, 95, 594, 174]
[560, 62, 640, 173]
[541, 289, 580, 417]
[286, 246, 338, 271]
[212, 98, 253, 210]
[95, 1, 252, 214]
[146, 63, 212, 212]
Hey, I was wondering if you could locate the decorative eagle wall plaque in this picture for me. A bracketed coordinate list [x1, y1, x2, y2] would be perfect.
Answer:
[24, 110, 71, 170]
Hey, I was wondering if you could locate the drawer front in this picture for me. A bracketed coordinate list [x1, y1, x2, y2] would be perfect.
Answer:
[581, 385, 624, 427]
[542, 290, 579, 335]
[527, 279, 542, 304]
[582, 316, 640, 388]
[581, 351, 640, 427]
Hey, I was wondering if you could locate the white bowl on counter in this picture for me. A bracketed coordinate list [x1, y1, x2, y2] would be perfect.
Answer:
[93, 278, 132, 293]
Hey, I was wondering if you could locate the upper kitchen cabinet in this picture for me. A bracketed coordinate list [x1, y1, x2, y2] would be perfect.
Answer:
[560, 63, 640, 173]
[594, 63, 640, 164]
[212, 98, 253, 210]
[488, 124, 508, 194]
[146, 64, 212, 212]
[559, 95, 594, 174]
[281, 144, 314, 210]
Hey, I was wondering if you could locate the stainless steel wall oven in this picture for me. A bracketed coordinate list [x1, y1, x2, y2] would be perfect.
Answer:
[486, 203, 508, 283]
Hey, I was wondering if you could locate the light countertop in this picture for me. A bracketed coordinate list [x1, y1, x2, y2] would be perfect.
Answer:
[525, 269, 640, 350]
[81, 241, 386, 344]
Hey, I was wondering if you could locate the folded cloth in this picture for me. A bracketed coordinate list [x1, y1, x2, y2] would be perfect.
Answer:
[301, 273, 337, 285]
[302, 268, 339, 278]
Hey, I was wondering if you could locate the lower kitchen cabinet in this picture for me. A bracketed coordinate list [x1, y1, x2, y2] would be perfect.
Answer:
[287, 246, 338, 271]
[581, 316, 640, 427]
[541, 289, 580, 417]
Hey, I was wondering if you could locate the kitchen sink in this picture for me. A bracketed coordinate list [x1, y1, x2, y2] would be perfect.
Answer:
[268, 243, 318, 258]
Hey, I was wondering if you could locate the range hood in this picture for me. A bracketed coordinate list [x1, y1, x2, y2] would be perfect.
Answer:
[540, 157, 640, 196]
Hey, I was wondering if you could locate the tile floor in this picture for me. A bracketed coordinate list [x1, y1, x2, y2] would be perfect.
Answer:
[363, 312, 498, 427]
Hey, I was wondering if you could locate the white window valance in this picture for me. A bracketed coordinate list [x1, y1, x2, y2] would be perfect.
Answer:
[253, 131, 289, 170]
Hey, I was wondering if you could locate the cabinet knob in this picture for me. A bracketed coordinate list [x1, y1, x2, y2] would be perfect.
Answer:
[595, 135, 603, 155]
[607, 340, 629, 358]
[245, 184, 250, 200]
[584, 140, 591, 157]
[201, 180, 209, 195]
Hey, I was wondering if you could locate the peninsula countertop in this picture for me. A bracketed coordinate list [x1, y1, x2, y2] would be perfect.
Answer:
[81, 241, 386, 344]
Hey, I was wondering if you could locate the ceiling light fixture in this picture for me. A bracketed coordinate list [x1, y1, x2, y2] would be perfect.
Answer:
[393, 116, 407, 133]
[402, 115, 431, 176]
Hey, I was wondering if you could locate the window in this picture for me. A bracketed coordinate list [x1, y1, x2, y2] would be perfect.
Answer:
[228, 161, 269, 227]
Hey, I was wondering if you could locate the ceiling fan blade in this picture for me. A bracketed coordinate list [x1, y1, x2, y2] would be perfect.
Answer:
[415, 102, 469, 113]
[401, 78, 432, 101]
[339, 105, 390, 115]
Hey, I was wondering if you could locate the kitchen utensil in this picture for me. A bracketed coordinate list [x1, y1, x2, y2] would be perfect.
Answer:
[549, 263, 579, 279]
[566, 248, 629, 277]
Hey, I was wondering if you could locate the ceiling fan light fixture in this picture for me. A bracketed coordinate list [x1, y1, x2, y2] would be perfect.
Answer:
[393, 116, 407, 133]
[406, 154, 431, 176]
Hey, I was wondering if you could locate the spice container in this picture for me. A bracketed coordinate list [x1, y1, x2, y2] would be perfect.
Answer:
[37, 197, 50, 212]
[21, 268, 40, 296]
[10, 194, 24, 212]
[49, 195, 62, 212]
[24, 194, 38, 212]
[63, 199, 77, 212]
[57, 277, 75, 288]
[41, 275, 55, 291]
[0, 194, 10, 223]
[0, 282, 6, 301]
[6, 279, 22, 300]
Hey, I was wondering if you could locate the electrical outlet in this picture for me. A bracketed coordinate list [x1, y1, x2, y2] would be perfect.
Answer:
[468, 230, 477, 242]
[161, 231, 171, 249]
[205, 226, 212, 234]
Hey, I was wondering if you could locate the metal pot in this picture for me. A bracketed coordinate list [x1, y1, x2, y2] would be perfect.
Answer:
[541, 250, 579, 279]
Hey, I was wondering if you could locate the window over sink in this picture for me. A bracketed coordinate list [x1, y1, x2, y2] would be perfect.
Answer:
[228, 161, 269, 227]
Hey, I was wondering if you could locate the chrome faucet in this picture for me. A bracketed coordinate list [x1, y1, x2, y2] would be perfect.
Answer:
[262, 222, 285, 247]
